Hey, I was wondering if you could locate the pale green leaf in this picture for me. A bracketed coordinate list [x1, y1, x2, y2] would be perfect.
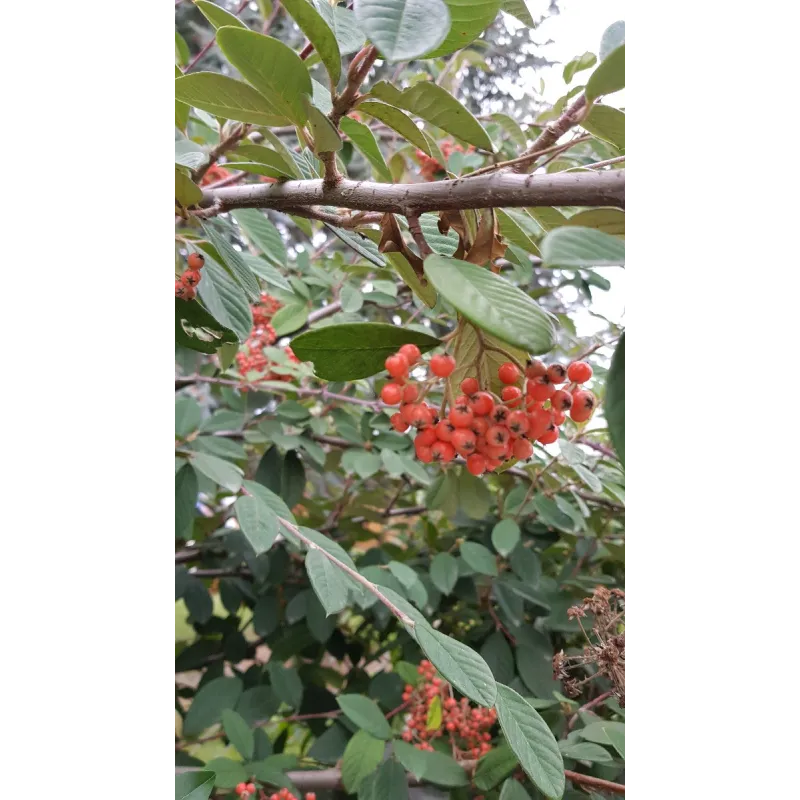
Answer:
[235, 494, 279, 555]
[282, 0, 342, 84]
[306, 548, 349, 615]
[355, 0, 450, 62]
[540, 227, 625, 268]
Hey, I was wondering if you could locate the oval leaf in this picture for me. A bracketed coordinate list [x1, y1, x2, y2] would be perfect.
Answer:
[424, 0, 501, 58]
[340, 116, 391, 180]
[424, 254, 556, 355]
[491, 519, 521, 557]
[460, 541, 498, 576]
[429, 552, 459, 595]
[221, 708, 254, 760]
[585, 43, 625, 102]
[605, 333, 625, 465]
[235, 494, 279, 555]
[341, 729, 384, 793]
[306, 547, 349, 615]
[282, 0, 342, 84]
[540, 227, 625, 268]
[195, 0, 248, 29]
[337, 694, 393, 739]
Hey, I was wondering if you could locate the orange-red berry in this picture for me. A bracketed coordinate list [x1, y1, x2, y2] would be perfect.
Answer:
[403, 383, 419, 403]
[181, 269, 202, 288]
[435, 419, 456, 442]
[236, 784, 247, 795]
[416, 427, 438, 447]
[430, 353, 456, 377]
[469, 392, 494, 416]
[431, 441, 456, 463]
[381, 383, 403, 405]
[399, 344, 421, 364]
[467, 453, 487, 476]
[416, 445, 433, 463]
[461, 377, 480, 396]
[490, 405, 510, 425]
[449, 403, 474, 429]
[486, 425, 510, 447]
[551, 389, 573, 412]
[507, 410, 529, 435]
[498, 362, 521, 385]
[391, 413, 409, 432]
[537, 427, 558, 444]
[305, 794, 316, 800]
[246, 785, 256, 794]
[386, 353, 410, 378]
[570, 390, 596, 422]
[513, 438, 533, 460]
[176, 281, 188, 299]
[546, 364, 568, 385]
[452, 428, 477, 455]
[527, 378, 555, 401]
[567, 361, 593, 384]
[187, 252, 205, 270]
[501, 385, 523, 408]
[525, 358, 547, 379]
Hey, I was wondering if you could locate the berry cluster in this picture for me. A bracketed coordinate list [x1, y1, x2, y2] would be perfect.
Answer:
[234, 783, 256, 799]
[380, 346, 596, 475]
[200, 164, 231, 186]
[263, 789, 315, 800]
[415, 141, 475, 181]
[400, 660, 496, 758]
[236, 292, 299, 385]
[175, 252, 205, 301]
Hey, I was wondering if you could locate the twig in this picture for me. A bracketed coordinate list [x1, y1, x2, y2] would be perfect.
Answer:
[330, 46, 379, 127]
[575, 155, 626, 171]
[564, 769, 625, 794]
[465, 135, 592, 179]
[282, 206, 383, 228]
[193, 123, 251, 184]
[182, 0, 249, 74]
[202, 170, 251, 190]
[566, 690, 613, 731]
[263, 1, 282, 35]
[406, 213, 432, 258]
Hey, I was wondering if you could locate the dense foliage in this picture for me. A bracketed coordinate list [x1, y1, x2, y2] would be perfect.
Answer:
[175, 3, 625, 800]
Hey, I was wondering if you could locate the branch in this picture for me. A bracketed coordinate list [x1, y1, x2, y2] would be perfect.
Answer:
[406, 212, 432, 258]
[564, 769, 625, 794]
[282, 206, 383, 228]
[200, 170, 624, 215]
[193, 123, 251, 184]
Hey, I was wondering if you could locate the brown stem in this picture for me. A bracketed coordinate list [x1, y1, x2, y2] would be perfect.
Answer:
[566, 689, 613, 731]
[193, 123, 251, 184]
[406, 212, 432, 258]
[330, 46, 379, 127]
[564, 769, 625, 794]
[466, 135, 593, 179]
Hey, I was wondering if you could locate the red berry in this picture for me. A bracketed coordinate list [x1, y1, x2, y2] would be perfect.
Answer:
[507, 410, 529, 435]
[391, 413, 409, 432]
[449, 403, 474, 429]
[546, 364, 568, 385]
[467, 453, 486, 475]
[552, 410, 566, 425]
[498, 362, 521, 385]
[469, 392, 494, 416]
[486, 443, 508, 460]
[551, 389, 573, 412]
[403, 383, 419, 403]
[409, 404, 434, 429]
[236, 784, 247, 795]
[567, 361, 593, 384]
[537, 427, 558, 444]
[305, 794, 316, 800]
[416, 445, 434, 463]
[527, 378, 555, 401]
[181, 269, 202, 288]
[490, 405, 510, 425]
[184, 286, 196, 300]
[400, 403, 418, 424]
[430, 353, 456, 377]
[570, 390, 596, 422]
[187, 252, 205, 270]
[527, 408, 552, 439]
[381, 383, 403, 405]
[386, 353, 410, 378]
[486, 425, 510, 447]
[451, 428, 477, 455]
[247, 785, 256, 794]
[501, 386, 523, 407]
[513, 438, 533, 460]
[435, 420, 455, 442]
[431, 441, 456, 463]
[471, 416, 490, 436]
[461, 377, 480, 395]
[416, 427, 438, 447]
[175, 280, 188, 299]
[525, 358, 547, 379]
[399, 343, 422, 364]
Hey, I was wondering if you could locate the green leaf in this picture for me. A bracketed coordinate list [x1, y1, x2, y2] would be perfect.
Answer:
[341, 729, 384, 793]
[605, 333, 625, 465]
[562, 51, 596, 84]
[599, 21, 625, 61]
[426, 694, 443, 730]
[496, 209, 539, 255]
[175, 167, 203, 208]
[585, 44, 625, 102]
[235, 494, 279, 555]
[491, 519, 521, 557]
[337, 694, 393, 739]
[176, 464, 198, 538]
[281, 0, 341, 84]
[306, 548, 349, 615]
[291, 322, 440, 380]
[531, 495, 574, 531]
[430, 552, 459, 595]
[582, 105, 625, 150]
[183, 677, 244, 738]
[540, 227, 625, 268]
[490, 112, 528, 150]
[176, 31, 190, 66]
[416, 625, 497, 707]
[196, 253, 253, 341]
[394, 740, 469, 787]
[340, 283, 364, 313]
[315, 2, 366, 54]
[382, 250, 437, 308]
[458, 469, 493, 519]
[419, 213, 459, 256]
[460, 541, 498, 576]
[176, 771, 215, 800]
[304, 98, 344, 153]
[357, 100, 433, 154]
[473, 743, 518, 790]
[361, 758, 409, 800]
[480, 630, 515, 684]
[424, 0, 501, 58]
[559, 742, 613, 763]
[500, 778, 533, 800]
[271, 301, 310, 336]
[564, 208, 624, 237]
[205, 758, 249, 789]
[216, 28, 313, 125]
[221, 709, 254, 760]
[244, 479, 296, 523]
[190, 451, 244, 493]
[175, 72, 286, 127]
[424, 254, 556, 354]
[355, 0, 450, 62]
[396, 82, 494, 151]
[233, 145, 296, 177]
[500, 0, 536, 27]
[340, 116, 391, 181]
[195, 0, 248, 29]
[232, 209, 287, 267]
[325, 224, 387, 266]
[201, 222, 260, 300]
[494, 683, 565, 800]
[573, 463, 602, 493]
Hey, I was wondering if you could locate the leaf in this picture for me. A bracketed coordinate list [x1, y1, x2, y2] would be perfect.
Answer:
[494, 683, 565, 800]
[235, 494, 279, 555]
[500, 0, 536, 27]
[266, 662, 304, 708]
[430, 552, 459, 595]
[175, 167, 203, 208]
[195, 0, 248, 29]
[559, 742, 613, 763]
[362, 758, 409, 800]
[540, 227, 624, 268]
[573, 464, 602, 493]
[244, 479, 296, 523]
[397, 82, 494, 151]
[233, 145, 296, 177]
[490, 112, 527, 150]
[564, 208, 624, 237]
[315, 2, 366, 54]
[281, 0, 342, 84]
[337, 694, 393, 739]
[500, 778, 533, 800]
[382, 251, 437, 308]
[460, 541, 498, 576]
[232, 209, 287, 267]
[271, 302, 309, 336]
[416, 625, 497, 707]
[426, 694, 443, 730]
[496, 209, 539, 255]
[480, 630, 515, 684]
[394, 740, 469, 787]
[531, 495, 574, 531]
[221, 709, 254, 760]
[491, 519, 521, 557]
[174, 72, 286, 127]
[355, 0, 450, 62]
[341, 729, 384, 793]
[419, 214, 459, 256]
[357, 100, 433, 154]
[458, 469, 493, 519]
[306, 548, 349, 615]
[424, 0, 501, 58]
[585, 44, 625, 102]
[424, 254, 556, 354]
[325, 224, 387, 266]
[340, 116, 391, 181]
[581, 105, 625, 150]
[201, 222, 260, 300]
[183, 677, 244, 738]
[473, 743, 518, 791]
[196, 254, 253, 341]
[217, 28, 313, 125]
[206, 758, 249, 789]
[599, 20, 625, 61]
[304, 99, 343, 153]
[190, 451, 244, 493]
[563, 51, 596, 84]
[605, 333, 625, 465]
[176, 771, 215, 800]
[175, 464, 198, 539]
[291, 322, 440, 380]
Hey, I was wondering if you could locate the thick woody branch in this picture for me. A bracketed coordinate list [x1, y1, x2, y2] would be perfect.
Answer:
[200, 170, 624, 214]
